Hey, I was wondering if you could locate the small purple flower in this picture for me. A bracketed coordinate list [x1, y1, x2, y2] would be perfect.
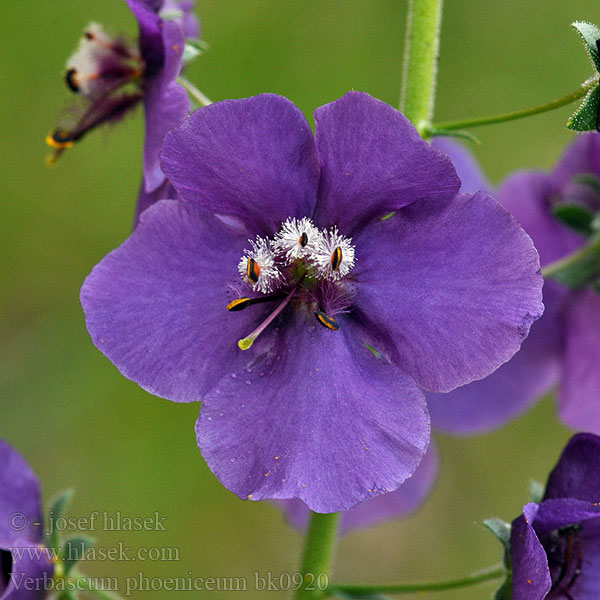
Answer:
[427, 135, 600, 435]
[510, 433, 600, 600]
[80, 91, 543, 512]
[0, 441, 54, 600]
[47, 0, 198, 219]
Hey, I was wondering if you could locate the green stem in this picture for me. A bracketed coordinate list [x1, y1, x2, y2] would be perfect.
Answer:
[328, 564, 505, 597]
[177, 76, 213, 107]
[400, 0, 444, 135]
[294, 512, 341, 600]
[432, 78, 598, 132]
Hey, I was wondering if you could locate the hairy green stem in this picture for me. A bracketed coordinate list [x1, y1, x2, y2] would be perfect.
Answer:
[400, 0, 444, 135]
[328, 564, 505, 596]
[177, 76, 213, 107]
[294, 512, 341, 600]
[432, 78, 597, 132]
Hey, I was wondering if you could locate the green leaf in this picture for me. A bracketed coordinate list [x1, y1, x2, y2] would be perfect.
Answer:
[426, 126, 480, 145]
[182, 39, 204, 67]
[483, 518, 513, 571]
[529, 480, 545, 504]
[494, 578, 512, 600]
[572, 173, 600, 196]
[45, 488, 74, 548]
[551, 203, 595, 235]
[572, 21, 600, 71]
[62, 535, 95, 575]
[590, 279, 600, 293]
[567, 85, 600, 131]
[543, 234, 600, 288]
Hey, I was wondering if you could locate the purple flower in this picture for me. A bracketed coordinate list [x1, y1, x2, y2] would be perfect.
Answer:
[510, 433, 600, 600]
[80, 91, 543, 512]
[47, 0, 198, 219]
[0, 441, 53, 599]
[427, 135, 600, 434]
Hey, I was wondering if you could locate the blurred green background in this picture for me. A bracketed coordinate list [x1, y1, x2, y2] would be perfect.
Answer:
[1, 1, 597, 597]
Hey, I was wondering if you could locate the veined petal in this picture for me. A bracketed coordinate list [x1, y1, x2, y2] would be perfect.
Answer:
[143, 19, 189, 193]
[352, 192, 544, 392]
[81, 201, 272, 402]
[510, 505, 552, 600]
[274, 441, 437, 533]
[561, 292, 600, 430]
[161, 94, 320, 235]
[313, 91, 459, 233]
[544, 433, 600, 502]
[531, 498, 600, 536]
[427, 280, 564, 434]
[0, 442, 42, 545]
[196, 317, 430, 513]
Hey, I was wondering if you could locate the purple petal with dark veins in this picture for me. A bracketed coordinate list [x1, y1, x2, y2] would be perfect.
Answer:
[81, 201, 273, 402]
[196, 316, 430, 513]
[313, 91, 459, 233]
[161, 94, 320, 236]
[352, 192, 544, 393]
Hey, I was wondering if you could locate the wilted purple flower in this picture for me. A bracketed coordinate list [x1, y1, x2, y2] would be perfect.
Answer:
[0, 441, 53, 599]
[510, 433, 600, 600]
[47, 0, 198, 219]
[81, 91, 543, 512]
[427, 135, 600, 434]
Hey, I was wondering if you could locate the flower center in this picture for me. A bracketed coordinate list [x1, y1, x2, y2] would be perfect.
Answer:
[229, 217, 356, 349]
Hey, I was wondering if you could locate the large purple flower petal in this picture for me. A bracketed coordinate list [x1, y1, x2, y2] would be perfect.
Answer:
[352, 192, 544, 392]
[430, 138, 492, 195]
[544, 433, 600, 502]
[275, 440, 437, 533]
[0, 442, 42, 545]
[313, 92, 459, 233]
[161, 95, 320, 235]
[560, 289, 600, 433]
[0, 539, 54, 600]
[142, 19, 189, 193]
[196, 317, 430, 513]
[426, 279, 563, 434]
[81, 201, 273, 402]
[511, 504, 552, 600]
